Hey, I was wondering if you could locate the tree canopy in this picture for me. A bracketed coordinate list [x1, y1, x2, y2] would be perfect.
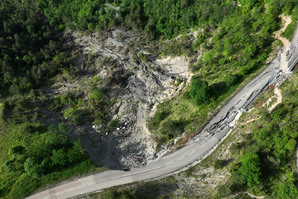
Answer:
[238, 152, 262, 187]
[189, 78, 210, 105]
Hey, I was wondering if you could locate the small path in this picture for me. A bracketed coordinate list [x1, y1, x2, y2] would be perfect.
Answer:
[224, 191, 265, 199]
[274, 14, 292, 71]
[275, 14, 292, 48]
[239, 116, 260, 125]
[263, 87, 283, 112]
[268, 88, 282, 112]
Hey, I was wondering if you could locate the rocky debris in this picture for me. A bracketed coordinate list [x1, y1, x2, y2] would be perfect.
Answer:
[46, 29, 192, 169]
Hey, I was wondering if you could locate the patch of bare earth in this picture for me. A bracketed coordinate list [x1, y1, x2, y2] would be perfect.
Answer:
[263, 87, 283, 112]
[45, 29, 192, 169]
[274, 14, 292, 71]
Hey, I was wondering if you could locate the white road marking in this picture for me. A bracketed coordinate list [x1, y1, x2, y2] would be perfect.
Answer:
[110, 176, 119, 180]
[152, 166, 162, 170]
[166, 162, 174, 166]
[177, 156, 184, 161]
[142, 169, 151, 173]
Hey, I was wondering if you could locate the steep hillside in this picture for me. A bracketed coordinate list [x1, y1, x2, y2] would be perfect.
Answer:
[0, 0, 297, 198]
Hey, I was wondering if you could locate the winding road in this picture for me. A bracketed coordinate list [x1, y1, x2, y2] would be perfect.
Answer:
[27, 24, 298, 199]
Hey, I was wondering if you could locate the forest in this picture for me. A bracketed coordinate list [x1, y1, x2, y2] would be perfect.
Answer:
[0, 0, 297, 198]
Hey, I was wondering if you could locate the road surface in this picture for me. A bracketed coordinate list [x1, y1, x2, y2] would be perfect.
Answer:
[27, 25, 298, 199]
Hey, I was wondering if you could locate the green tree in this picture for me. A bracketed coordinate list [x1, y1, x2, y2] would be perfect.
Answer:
[9, 85, 20, 95]
[51, 149, 67, 167]
[9, 145, 26, 157]
[203, 50, 214, 63]
[225, 74, 239, 87]
[189, 78, 210, 105]
[277, 179, 298, 199]
[58, 123, 69, 134]
[238, 152, 262, 187]
[68, 140, 84, 163]
[88, 89, 105, 101]
[3, 160, 16, 172]
[24, 157, 41, 178]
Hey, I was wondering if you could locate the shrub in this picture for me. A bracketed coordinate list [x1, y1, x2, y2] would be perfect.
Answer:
[238, 152, 261, 187]
[51, 149, 67, 167]
[9, 145, 26, 157]
[3, 160, 16, 172]
[58, 123, 69, 134]
[24, 157, 41, 178]
[225, 74, 240, 87]
[189, 77, 210, 105]
[161, 120, 185, 137]
[109, 119, 119, 128]
[214, 160, 225, 169]
[88, 89, 105, 101]
[277, 179, 298, 199]
[64, 107, 75, 119]
[148, 110, 170, 130]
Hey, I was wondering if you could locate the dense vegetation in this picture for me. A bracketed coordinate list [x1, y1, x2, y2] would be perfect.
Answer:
[1, 0, 296, 95]
[0, 0, 69, 97]
[0, 94, 97, 198]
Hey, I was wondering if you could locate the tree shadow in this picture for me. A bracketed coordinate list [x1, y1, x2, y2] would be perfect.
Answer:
[209, 81, 228, 98]
[133, 179, 178, 199]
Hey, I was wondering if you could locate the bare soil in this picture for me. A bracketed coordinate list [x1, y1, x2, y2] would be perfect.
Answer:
[44, 29, 192, 169]
[274, 14, 292, 71]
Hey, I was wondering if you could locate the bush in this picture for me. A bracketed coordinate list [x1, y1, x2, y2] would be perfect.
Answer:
[214, 160, 225, 169]
[230, 172, 246, 192]
[277, 179, 298, 199]
[58, 123, 69, 134]
[24, 157, 41, 178]
[238, 152, 262, 187]
[3, 160, 16, 172]
[216, 185, 231, 198]
[161, 119, 185, 137]
[186, 167, 195, 177]
[225, 74, 240, 87]
[88, 89, 105, 101]
[148, 110, 170, 131]
[109, 119, 119, 128]
[189, 78, 210, 105]
[72, 109, 92, 125]
[9, 145, 26, 157]
[51, 149, 67, 167]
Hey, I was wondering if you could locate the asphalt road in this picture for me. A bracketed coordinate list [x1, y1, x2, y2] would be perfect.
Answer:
[27, 25, 298, 199]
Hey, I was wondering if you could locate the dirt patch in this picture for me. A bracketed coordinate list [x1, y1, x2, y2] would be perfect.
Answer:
[224, 192, 265, 199]
[239, 116, 261, 126]
[274, 14, 292, 48]
[266, 88, 283, 112]
[274, 14, 292, 71]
